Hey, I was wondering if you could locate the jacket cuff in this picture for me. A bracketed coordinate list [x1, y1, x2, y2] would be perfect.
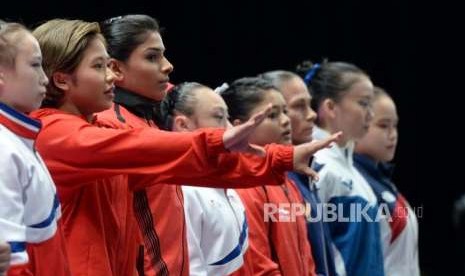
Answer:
[267, 144, 294, 172]
[206, 128, 228, 156]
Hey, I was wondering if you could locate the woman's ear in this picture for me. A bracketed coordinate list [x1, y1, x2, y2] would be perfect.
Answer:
[52, 72, 71, 91]
[108, 58, 124, 82]
[173, 115, 193, 132]
[321, 98, 337, 120]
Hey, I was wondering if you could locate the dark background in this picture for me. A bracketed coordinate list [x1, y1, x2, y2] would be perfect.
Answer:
[2, 1, 454, 275]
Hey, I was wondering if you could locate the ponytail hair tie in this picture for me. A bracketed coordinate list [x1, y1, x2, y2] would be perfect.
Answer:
[303, 63, 321, 85]
[214, 82, 229, 94]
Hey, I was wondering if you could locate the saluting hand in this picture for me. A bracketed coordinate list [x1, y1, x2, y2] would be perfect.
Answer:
[222, 104, 342, 179]
[293, 131, 343, 180]
[222, 104, 272, 156]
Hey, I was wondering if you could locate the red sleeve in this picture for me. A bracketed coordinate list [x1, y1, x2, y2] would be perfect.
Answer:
[98, 107, 294, 189]
[36, 113, 294, 190]
[236, 187, 282, 276]
[97, 108, 295, 189]
[36, 113, 226, 187]
[169, 144, 293, 189]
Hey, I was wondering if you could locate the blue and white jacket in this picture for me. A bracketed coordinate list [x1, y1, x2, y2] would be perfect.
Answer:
[312, 127, 384, 276]
[288, 170, 338, 276]
[182, 186, 248, 276]
[0, 102, 61, 267]
[354, 154, 420, 276]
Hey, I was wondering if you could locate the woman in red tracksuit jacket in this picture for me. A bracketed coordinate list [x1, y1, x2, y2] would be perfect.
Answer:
[220, 77, 323, 276]
[97, 15, 339, 276]
[30, 18, 339, 276]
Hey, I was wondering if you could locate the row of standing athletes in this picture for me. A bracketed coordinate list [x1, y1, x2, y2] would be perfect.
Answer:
[0, 15, 418, 276]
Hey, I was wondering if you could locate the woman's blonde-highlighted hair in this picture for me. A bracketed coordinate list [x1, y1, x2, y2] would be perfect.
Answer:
[33, 19, 105, 107]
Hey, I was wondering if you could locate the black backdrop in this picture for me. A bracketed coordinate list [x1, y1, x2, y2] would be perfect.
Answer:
[2, 1, 455, 275]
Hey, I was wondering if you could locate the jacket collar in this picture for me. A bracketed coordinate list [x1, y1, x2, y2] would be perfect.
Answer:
[0, 102, 41, 139]
[353, 153, 395, 179]
[114, 87, 161, 123]
[314, 126, 355, 166]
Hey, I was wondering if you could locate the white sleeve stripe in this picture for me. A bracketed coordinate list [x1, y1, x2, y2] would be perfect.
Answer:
[10, 251, 28, 266]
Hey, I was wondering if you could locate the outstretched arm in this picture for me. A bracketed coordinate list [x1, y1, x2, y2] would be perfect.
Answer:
[35, 109, 272, 188]
[292, 131, 342, 180]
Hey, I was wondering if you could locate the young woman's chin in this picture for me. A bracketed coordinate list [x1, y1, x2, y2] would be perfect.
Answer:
[93, 101, 113, 113]
[381, 150, 396, 163]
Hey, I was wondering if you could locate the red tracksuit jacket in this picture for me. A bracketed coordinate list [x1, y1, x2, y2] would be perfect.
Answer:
[235, 178, 317, 276]
[97, 102, 296, 276]
[30, 107, 293, 276]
